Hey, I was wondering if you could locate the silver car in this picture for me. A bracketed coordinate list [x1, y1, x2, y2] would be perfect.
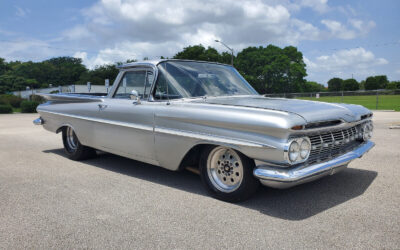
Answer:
[34, 59, 374, 202]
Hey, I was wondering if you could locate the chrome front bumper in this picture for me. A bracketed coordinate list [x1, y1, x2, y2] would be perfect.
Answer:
[254, 141, 375, 189]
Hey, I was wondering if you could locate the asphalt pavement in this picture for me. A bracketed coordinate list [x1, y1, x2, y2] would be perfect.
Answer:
[0, 112, 399, 249]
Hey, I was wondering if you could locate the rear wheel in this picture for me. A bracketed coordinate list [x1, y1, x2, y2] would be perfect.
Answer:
[199, 145, 259, 202]
[62, 126, 96, 161]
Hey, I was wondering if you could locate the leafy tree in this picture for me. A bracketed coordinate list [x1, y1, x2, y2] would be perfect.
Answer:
[386, 81, 400, 89]
[78, 64, 119, 85]
[342, 79, 359, 91]
[174, 45, 225, 63]
[0, 74, 38, 94]
[359, 80, 366, 90]
[45, 57, 87, 85]
[235, 45, 307, 93]
[304, 81, 326, 92]
[365, 75, 389, 90]
[9, 57, 86, 87]
[327, 77, 343, 91]
[0, 58, 11, 75]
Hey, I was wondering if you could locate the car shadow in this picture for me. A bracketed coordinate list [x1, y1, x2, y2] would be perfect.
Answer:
[43, 148, 377, 221]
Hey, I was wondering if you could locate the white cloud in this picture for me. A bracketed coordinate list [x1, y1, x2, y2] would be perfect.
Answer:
[320, 18, 376, 40]
[321, 19, 356, 39]
[306, 48, 389, 83]
[299, 0, 329, 13]
[349, 19, 376, 35]
[15, 6, 30, 18]
[0, 39, 57, 62]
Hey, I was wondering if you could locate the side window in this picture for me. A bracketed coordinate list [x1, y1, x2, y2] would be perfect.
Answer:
[154, 70, 182, 100]
[114, 71, 146, 99]
[143, 71, 154, 99]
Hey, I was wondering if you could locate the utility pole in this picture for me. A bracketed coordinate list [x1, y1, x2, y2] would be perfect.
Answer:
[215, 40, 234, 66]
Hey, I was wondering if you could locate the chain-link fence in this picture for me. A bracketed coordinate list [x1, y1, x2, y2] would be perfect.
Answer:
[264, 90, 400, 111]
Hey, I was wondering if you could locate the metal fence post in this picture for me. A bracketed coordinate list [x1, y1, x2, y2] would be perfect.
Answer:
[341, 91, 344, 102]
[376, 90, 379, 110]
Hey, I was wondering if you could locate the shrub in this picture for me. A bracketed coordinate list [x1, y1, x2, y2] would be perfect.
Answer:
[0, 94, 23, 108]
[386, 82, 397, 90]
[7, 95, 23, 108]
[30, 94, 46, 103]
[0, 104, 13, 114]
[0, 98, 6, 105]
[20, 100, 39, 113]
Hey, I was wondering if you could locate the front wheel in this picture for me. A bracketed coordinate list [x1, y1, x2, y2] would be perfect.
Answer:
[199, 146, 259, 202]
[62, 126, 96, 161]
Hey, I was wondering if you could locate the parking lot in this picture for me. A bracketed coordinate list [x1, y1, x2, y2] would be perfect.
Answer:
[0, 112, 399, 249]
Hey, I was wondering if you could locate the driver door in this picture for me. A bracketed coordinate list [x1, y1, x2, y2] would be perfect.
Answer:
[94, 68, 157, 165]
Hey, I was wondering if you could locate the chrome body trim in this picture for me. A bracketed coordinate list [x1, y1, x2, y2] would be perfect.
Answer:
[155, 127, 275, 149]
[254, 141, 375, 188]
[38, 110, 153, 132]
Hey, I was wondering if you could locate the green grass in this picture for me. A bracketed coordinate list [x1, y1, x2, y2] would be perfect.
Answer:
[297, 95, 400, 111]
[12, 107, 21, 113]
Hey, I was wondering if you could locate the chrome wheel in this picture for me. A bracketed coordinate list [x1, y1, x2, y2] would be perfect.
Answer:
[66, 127, 78, 151]
[207, 147, 244, 193]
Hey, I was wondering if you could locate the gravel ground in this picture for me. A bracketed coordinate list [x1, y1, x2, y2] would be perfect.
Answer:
[0, 112, 399, 249]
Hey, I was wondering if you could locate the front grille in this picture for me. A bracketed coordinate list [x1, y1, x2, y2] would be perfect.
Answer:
[307, 124, 363, 165]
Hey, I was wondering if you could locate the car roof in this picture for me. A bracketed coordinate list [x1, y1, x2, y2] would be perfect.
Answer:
[118, 59, 231, 69]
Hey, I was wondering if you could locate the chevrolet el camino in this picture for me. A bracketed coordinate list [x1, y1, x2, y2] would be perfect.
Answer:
[34, 60, 374, 202]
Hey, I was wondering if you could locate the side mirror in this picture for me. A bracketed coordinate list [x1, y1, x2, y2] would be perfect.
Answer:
[130, 90, 141, 104]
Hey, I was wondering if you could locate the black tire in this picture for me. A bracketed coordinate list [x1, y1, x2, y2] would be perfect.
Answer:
[199, 145, 260, 202]
[62, 127, 97, 161]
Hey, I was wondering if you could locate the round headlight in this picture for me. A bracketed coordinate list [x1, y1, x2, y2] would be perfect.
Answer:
[289, 141, 300, 162]
[362, 122, 373, 141]
[300, 139, 311, 159]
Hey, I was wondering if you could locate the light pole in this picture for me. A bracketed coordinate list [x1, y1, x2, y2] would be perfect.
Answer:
[215, 40, 234, 66]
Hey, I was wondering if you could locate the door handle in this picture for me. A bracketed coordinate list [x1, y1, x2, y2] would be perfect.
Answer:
[98, 104, 108, 110]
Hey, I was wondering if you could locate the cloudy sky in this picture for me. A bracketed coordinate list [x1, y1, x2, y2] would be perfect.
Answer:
[0, 0, 399, 84]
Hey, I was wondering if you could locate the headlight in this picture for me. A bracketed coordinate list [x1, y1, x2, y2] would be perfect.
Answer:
[300, 139, 311, 159]
[361, 122, 373, 141]
[286, 137, 311, 164]
[289, 141, 299, 162]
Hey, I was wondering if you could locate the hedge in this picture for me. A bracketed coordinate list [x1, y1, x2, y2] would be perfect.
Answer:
[0, 104, 13, 114]
[0, 94, 23, 108]
[21, 100, 40, 113]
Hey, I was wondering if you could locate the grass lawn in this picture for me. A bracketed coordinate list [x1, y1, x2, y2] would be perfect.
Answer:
[297, 95, 400, 111]
[12, 107, 21, 113]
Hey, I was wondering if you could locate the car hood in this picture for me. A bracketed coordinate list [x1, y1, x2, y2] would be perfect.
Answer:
[190, 96, 370, 123]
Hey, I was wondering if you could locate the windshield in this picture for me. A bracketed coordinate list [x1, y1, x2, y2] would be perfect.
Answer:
[154, 61, 258, 100]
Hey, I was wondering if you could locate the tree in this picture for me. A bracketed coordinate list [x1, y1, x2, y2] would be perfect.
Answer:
[365, 75, 389, 90]
[0, 58, 10, 75]
[45, 57, 87, 85]
[304, 81, 326, 92]
[386, 81, 400, 89]
[174, 45, 225, 63]
[235, 45, 307, 93]
[342, 79, 359, 91]
[327, 78, 343, 91]
[359, 80, 366, 90]
[0, 74, 38, 94]
[78, 64, 119, 85]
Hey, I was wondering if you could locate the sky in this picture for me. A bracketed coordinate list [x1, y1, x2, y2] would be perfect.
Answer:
[0, 0, 399, 84]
